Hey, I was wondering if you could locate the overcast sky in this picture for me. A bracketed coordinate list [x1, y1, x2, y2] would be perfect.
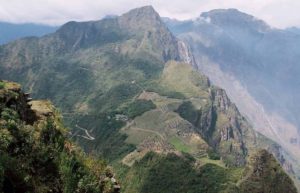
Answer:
[0, 0, 299, 28]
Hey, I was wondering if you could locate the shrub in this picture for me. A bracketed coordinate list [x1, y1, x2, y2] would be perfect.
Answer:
[0, 82, 5, 89]
[0, 129, 13, 149]
[122, 100, 156, 119]
[1, 108, 19, 121]
[207, 149, 221, 160]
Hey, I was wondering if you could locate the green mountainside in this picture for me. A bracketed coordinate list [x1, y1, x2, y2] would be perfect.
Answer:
[0, 6, 297, 193]
[119, 149, 296, 193]
[0, 81, 120, 193]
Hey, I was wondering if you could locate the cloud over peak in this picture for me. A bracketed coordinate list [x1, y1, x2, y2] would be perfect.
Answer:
[0, 0, 299, 28]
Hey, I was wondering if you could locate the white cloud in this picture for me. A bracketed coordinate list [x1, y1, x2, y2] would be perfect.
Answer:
[0, 0, 299, 28]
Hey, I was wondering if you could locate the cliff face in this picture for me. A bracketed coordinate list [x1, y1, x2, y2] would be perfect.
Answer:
[0, 80, 120, 193]
[0, 81, 38, 124]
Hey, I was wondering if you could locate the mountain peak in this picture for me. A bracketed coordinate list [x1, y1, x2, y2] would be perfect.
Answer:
[120, 5, 159, 20]
[125, 5, 156, 15]
[118, 5, 162, 31]
[200, 8, 270, 31]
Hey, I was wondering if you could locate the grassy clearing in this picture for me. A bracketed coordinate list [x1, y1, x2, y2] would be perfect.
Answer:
[160, 61, 210, 98]
[2, 81, 20, 90]
[134, 109, 176, 130]
[169, 136, 191, 153]
[199, 157, 226, 168]
[123, 128, 157, 145]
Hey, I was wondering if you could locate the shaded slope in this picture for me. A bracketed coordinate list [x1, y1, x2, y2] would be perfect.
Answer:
[0, 22, 58, 45]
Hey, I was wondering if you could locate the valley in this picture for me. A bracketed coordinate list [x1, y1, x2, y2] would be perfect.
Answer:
[0, 5, 298, 193]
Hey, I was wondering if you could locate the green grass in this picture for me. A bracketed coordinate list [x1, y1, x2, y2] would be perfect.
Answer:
[169, 136, 191, 153]
[160, 61, 210, 98]
[0, 82, 5, 89]
[199, 157, 226, 168]
[123, 129, 157, 145]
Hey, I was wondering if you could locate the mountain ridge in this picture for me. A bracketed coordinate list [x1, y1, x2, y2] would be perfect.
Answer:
[0, 22, 58, 45]
[0, 6, 297, 193]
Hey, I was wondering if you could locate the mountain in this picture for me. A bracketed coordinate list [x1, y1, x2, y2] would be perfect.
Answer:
[0, 22, 58, 45]
[0, 80, 120, 193]
[0, 6, 297, 192]
[286, 27, 300, 35]
[164, 8, 300, 185]
[239, 149, 297, 193]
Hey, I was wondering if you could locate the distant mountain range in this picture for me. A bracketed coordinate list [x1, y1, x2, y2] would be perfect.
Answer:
[0, 22, 58, 45]
[0, 6, 298, 193]
[286, 27, 300, 35]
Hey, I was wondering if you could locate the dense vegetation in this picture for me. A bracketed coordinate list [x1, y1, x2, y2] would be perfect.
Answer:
[71, 112, 135, 161]
[0, 6, 297, 193]
[118, 152, 242, 193]
[120, 100, 156, 119]
[0, 82, 119, 193]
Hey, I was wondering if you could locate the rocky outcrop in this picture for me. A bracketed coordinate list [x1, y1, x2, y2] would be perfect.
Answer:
[0, 80, 39, 124]
[239, 149, 297, 193]
[177, 40, 197, 66]
[118, 5, 182, 62]
[210, 88, 232, 112]
[268, 144, 296, 175]
[0, 81, 121, 193]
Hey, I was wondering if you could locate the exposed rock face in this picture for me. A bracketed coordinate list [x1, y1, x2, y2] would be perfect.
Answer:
[118, 6, 163, 32]
[239, 149, 297, 193]
[210, 88, 250, 166]
[177, 40, 197, 66]
[118, 5, 182, 62]
[211, 88, 231, 112]
[163, 61, 255, 166]
[0, 80, 38, 124]
[49, 5, 183, 63]
[268, 144, 296, 175]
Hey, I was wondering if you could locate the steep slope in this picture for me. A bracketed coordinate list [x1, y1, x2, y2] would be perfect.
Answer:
[0, 6, 296, 193]
[164, 8, 300, 183]
[0, 22, 58, 45]
[0, 6, 193, 160]
[239, 149, 297, 193]
[119, 150, 297, 193]
[117, 61, 297, 192]
[0, 80, 120, 193]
